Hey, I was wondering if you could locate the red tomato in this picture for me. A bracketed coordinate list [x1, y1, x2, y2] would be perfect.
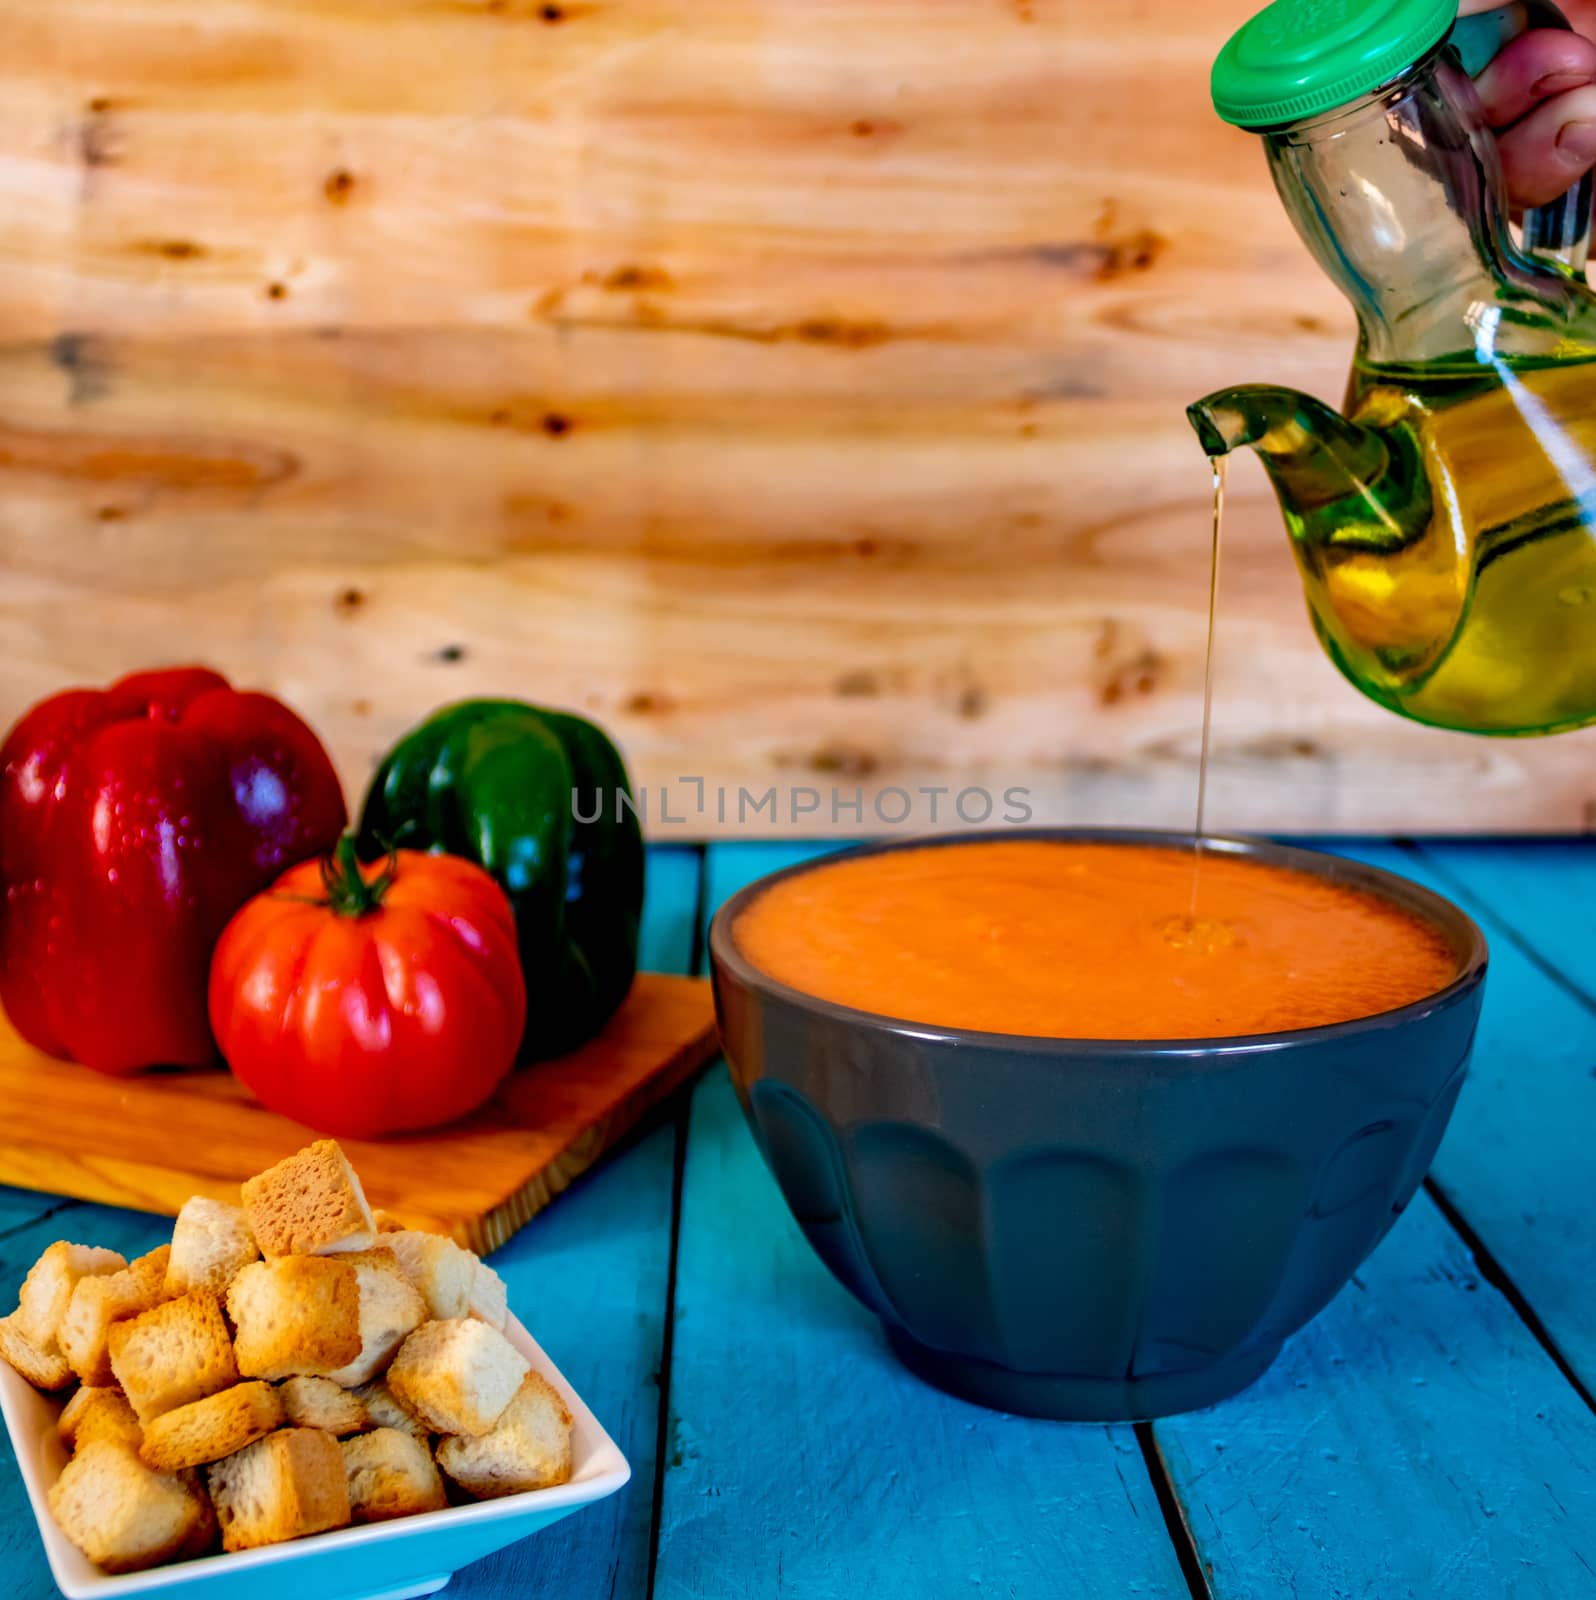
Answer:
[209, 840, 527, 1138]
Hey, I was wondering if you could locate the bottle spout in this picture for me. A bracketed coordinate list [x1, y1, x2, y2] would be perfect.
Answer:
[1186, 390, 1275, 457]
[1188, 379, 1446, 686]
[1185, 384, 1403, 527]
[1186, 384, 1347, 461]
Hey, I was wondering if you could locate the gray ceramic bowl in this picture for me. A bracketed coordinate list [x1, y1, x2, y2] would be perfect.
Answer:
[709, 829, 1488, 1421]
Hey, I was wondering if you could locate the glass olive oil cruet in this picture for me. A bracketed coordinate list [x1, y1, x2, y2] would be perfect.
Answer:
[1190, 0, 1596, 734]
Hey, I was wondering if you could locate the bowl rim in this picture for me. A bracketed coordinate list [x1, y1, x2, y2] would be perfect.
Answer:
[0, 1307, 631, 1598]
[707, 826, 1489, 1060]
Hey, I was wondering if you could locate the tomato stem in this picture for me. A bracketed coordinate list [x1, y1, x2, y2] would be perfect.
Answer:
[319, 834, 396, 917]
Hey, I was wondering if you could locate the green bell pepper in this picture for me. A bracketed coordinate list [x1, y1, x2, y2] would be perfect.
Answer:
[357, 699, 644, 1059]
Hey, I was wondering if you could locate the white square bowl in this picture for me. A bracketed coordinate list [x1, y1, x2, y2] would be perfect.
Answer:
[0, 1313, 630, 1600]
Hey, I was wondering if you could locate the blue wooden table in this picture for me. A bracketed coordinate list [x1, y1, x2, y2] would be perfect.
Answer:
[4, 838, 1595, 1599]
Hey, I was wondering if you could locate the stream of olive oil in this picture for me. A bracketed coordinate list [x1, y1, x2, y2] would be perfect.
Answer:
[1189, 455, 1226, 915]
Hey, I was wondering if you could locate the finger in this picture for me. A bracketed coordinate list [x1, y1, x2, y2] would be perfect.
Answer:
[1460, 0, 1596, 26]
[1474, 31, 1596, 127]
[1496, 83, 1596, 206]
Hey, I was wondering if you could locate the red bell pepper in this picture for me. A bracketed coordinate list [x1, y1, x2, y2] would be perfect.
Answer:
[0, 667, 346, 1075]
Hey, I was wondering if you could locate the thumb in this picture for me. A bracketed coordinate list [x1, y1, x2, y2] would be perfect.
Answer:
[1495, 82, 1596, 207]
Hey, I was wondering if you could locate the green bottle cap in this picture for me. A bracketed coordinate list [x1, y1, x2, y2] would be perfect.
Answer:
[1212, 0, 1458, 128]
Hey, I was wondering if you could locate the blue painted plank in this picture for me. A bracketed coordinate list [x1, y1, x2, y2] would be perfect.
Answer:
[0, 843, 704, 1600]
[654, 1065, 1192, 1600]
[1326, 841, 1596, 1399]
[638, 845, 707, 977]
[1155, 1193, 1596, 1600]
[0, 1205, 166, 1278]
[451, 843, 702, 1600]
[651, 840, 1189, 1600]
[0, 1204, 174, 1600]
[688, 836, 1596, 1600]
[453, 1122, 678, 1600]
[1405, 840, 1596, 1007]
[0, 1188, 80, 1240]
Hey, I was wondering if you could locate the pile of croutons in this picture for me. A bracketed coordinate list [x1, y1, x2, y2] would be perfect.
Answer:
[0, 1139, 573, 1574]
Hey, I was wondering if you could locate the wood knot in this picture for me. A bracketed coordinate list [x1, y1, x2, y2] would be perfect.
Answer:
[796, 318, 890, 349]
[833, 670, 880, 698]
[80, 101, 119, 167]
[266, 282, 288, 300]
[600, 263, 672, 291]
[1095, 229, 1165, 280]
[1237, 734, 1327, 761]
[334, 587, 366, 616]
[146, 239, 204, 260]
[808, 743, 879, 777]
[829, 534, 913, 566]
[956, 683, 989, 720]
[1030, 222, 1167, 282]
[50, 332, 111, 405]
[323, 169, 356, 203]
[1097, 644, 1164, 706]
[433, 644, 467, 663]
[541, 412, 572, 437]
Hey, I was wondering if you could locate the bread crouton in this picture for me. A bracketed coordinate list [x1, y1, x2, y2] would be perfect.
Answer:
[127, 1245, 173, 1291]
[341, 1427, 447, 1523]
[386, 1319, 529, 1438]
[108, 1291, 238, 1423]
[48, 1441, 213, 1573]
[61, 1249, 173, 1387]
[206, 1428, 351, 1552]
[372, 1209, 406, 1234]
[165, 1197, 258, 1297]
[278, 1376, 369, 1436]
[323, 1249, 426, 1388]
[436, 1371, 574, 1499]
[467, 1259, 509, 1332]
[140, 1380, 285, 1472]
[58, 1386, 143, 1452]
[227, 1257, 362, 1381]
[0, 1312, 73, 1389]
[350, 1376, 429, 1440]
[384, 1231, 477, 1321]
[241, 1141, 375, 1258]
[16, 1242, 126, 1353]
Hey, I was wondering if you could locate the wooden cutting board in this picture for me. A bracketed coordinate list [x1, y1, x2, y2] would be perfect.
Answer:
[0, 974, 718, 1255]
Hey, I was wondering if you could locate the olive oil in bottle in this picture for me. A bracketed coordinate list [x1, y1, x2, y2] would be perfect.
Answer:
[1294, 355, 1596, 736]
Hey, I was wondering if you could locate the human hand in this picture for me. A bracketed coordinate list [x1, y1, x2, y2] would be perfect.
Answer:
[1463, 0, 1596, 205]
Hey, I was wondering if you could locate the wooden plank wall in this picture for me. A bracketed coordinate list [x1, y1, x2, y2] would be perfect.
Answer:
[1, 0, 1591, 836]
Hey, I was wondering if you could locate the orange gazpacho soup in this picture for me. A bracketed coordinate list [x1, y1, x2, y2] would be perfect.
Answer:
[732, 840, 1459, 1040]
